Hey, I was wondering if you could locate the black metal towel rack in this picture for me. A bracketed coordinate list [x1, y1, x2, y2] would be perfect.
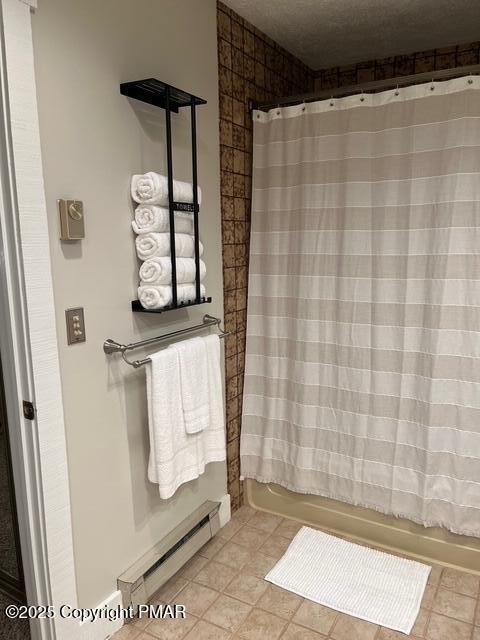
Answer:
[121, 78, 211, 313]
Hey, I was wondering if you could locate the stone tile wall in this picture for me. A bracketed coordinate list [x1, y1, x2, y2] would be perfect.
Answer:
[315, 42, 480, 90]
[216, 1, 315, 510]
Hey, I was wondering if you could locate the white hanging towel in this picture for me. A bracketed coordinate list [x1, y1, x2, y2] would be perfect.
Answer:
[132, 205, 193, 235]
[202, 334, 225, 439]
[172, 337, 209, 434]
[139, 257, 206, 285]
[136, 232, 203, 260]
[146, 347, 223, 500]
[138, 283, 206, 310]
[131, 172, 202, 206]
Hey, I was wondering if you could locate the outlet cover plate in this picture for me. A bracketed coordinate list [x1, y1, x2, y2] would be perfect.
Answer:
[65, 307, 86, 344]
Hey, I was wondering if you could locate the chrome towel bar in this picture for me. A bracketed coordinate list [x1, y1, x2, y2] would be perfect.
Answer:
[103, 314, 230, 368]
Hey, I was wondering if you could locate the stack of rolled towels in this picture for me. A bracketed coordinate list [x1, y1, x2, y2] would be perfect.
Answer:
[131, 172, 206, 309]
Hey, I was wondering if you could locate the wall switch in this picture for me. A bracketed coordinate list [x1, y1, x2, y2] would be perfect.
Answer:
[58, 199, 85, 240]
[65, 307, 86, 344]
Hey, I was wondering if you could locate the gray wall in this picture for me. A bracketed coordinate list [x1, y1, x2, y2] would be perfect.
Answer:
[31, 0, 225, 608]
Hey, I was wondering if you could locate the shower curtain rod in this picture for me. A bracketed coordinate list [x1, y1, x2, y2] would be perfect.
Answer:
[254, 63, 480, 111]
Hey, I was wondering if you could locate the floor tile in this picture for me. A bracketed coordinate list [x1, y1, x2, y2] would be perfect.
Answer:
[242, 551, 277, 579]
[275, 519, 303, 540]
[410, 607, 430, 637]
[111, 625, 142, 640]
[133, 613, 154, 630]
[184, 619, 231, 640]
[232, 505, 256, 524]
[175, 582, 219, 617]
[178, 555, 208, 580]
[292, 600, 337, 635]
[421, 584, 436, 609]
[153, 576, 189, 603]
[432, 588, 476, 623]
[199, 536, 226, 560]
[426, 612, 472, 640]
[144, 614, 197, 640]
[259, 534, 291, 559]
[119, 511, 480, 640]
[194, 561, 237, 591]
[236, 608, 286, 640]
[213, 541, 253, 570]
[256, 584, 302, 619]
[330, 613, 378, 640]
[203, 594, 251, 632]
[224, 572, 268, 604]
[377, 629, 409, 639]
[248, 511, 282, 533]
[280, 622, 327, 639]
[218, 519, 244, 541]
[427, 565, 443, 586]
[230, 526, 266, 551]
[440, 567, 480, 597]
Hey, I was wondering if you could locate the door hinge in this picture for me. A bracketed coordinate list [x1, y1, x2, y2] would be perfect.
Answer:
[22, 401, 35, 420]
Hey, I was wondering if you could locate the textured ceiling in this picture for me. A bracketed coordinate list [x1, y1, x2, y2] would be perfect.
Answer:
[222, 0, 480, 69]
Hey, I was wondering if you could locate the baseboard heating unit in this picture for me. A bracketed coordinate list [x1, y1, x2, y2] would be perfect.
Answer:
[118, 500, 220, 608]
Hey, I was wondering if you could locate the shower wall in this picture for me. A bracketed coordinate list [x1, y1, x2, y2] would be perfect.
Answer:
[216, 1, 315, 510]
[314, 41, 480, 90]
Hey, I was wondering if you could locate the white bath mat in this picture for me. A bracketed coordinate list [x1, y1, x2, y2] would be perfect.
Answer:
[265, 526, 430, 634]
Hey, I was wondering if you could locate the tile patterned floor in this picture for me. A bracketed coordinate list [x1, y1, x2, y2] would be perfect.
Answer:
[111, 506, 480, 640]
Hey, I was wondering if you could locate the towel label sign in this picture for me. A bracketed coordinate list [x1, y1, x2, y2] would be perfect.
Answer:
[172, 201, 199, 213]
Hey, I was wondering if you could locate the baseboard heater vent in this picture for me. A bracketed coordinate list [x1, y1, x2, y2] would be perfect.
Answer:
[118, 500, 220, 608]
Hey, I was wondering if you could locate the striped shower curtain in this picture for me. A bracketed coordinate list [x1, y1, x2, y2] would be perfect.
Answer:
[240, 76, 480, 537]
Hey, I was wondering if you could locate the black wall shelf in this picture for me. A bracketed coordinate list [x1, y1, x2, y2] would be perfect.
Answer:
[124, 78, 208, 314]
[121, 79, 206, 112]
[131, 297, 212, 314]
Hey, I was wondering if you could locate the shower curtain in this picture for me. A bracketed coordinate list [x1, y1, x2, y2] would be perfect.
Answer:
[241, 76, 480, 537]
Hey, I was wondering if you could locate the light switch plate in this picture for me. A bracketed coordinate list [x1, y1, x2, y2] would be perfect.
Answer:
[58, 199, 85, 240]
[66, 307, 86, 344]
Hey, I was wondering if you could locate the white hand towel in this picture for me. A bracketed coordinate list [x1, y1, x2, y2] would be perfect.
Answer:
[203, 334, 225, 434]
[172, 337, 209, 434]
[146, 345, 225, 499]
[136, 232, 204, 260]
[138, 283, 206, 309]
[132, 205, 193, 235]
[201, 334, 226, 463]
[131, 172, 202, 206]
[139, 257, 206, 285]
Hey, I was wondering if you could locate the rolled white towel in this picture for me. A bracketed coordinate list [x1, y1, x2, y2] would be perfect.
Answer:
[132, 205, 193, 235]
[136, 232, 204, 260]
[139, 257, 206, 285]
[131, 172, 202, 206]
[138, 283, 206, 310]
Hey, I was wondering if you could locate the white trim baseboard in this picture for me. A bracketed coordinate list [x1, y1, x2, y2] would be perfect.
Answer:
[218, 493, 231, 528]
[78, 591, 124, 640]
